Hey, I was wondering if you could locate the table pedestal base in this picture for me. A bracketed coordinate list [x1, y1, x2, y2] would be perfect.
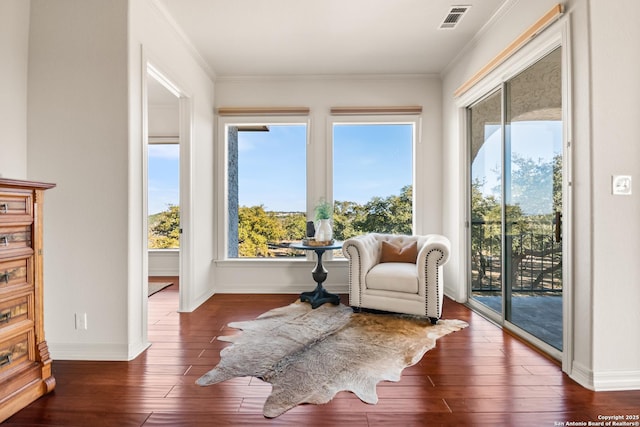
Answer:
[290, 242, 343, 309]
[300, 283, 340, 309]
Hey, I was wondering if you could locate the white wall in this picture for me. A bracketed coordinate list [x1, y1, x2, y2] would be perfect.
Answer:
[26, 0, 215, 361]
[0, 0, 30, 179]
[589, 0, 640, 390]
[441, 0, 640, 391]
[28, 0, 131, 360]
[148, 249, 179, 276]
[213, 76, 442, 293]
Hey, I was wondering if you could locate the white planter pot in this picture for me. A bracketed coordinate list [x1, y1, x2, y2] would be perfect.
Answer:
[314, 219, 333, 242]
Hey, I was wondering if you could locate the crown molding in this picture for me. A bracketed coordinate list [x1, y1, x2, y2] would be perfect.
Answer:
[149, 0, 217, 82]
[214, 73, 439, 84]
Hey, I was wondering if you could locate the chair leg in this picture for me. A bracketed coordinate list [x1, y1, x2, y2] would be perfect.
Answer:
[429, 317, 438, 325]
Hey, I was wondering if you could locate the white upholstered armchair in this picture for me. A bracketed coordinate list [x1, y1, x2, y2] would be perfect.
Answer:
[343, 233, 450, 323]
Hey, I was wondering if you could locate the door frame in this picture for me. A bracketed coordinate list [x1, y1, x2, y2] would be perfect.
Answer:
[457, 19, 573, 370]
[142, 57, 194, 315]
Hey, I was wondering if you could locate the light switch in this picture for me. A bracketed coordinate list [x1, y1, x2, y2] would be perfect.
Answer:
[612, 175, 632, 195]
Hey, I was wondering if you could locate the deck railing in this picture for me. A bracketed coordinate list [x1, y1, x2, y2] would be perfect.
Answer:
[471, 219, 562, 294]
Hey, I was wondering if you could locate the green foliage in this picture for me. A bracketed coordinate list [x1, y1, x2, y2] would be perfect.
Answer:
[238, 205, 285, 257]
[281, 212, 307, 241]
[347, 185, 412, 238]
[149, 204, 180, 249]
[314, 199, 333, 220]
[332, 185, 413, 241]
[470, 154, 563, 289]
[332, 200, 364, 240]
[147, 188, 417, 257]
[235, 186, 414, 257]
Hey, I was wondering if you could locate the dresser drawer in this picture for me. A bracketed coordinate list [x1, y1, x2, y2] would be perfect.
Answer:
[0, 331, 31, 374]
[0, 295, 30, 330]
[0, 190, 33, 224]
[0, 225, 32, 258]
[0, 257, 33, 292]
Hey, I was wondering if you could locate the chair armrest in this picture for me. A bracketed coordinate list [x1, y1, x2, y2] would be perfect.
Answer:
[416, 234, 451, 269]
[343, 234, 381, 306]
[415, 234, 450, 319]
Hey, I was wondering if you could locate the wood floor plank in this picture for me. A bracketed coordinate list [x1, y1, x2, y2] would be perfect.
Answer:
[4, 280, 640, 426]
[143, 412, 370, 427]
[367, 412, 586, 426]
[6, 410, 151, 427]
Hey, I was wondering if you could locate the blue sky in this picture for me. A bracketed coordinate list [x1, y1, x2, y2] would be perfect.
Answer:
[239, 123, 413, 211]
[237, 125, 307, 212]
[333, 124, 413, 205]
[147, 123, 414, 214]
[148, 144, 179, 215]
[472, 120, 562, 214]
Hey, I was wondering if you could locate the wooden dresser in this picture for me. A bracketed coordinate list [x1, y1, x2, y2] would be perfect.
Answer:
[0, 178, 56, 422]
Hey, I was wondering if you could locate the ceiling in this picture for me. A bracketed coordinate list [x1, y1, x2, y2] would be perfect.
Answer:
[154, 0, 508, 78]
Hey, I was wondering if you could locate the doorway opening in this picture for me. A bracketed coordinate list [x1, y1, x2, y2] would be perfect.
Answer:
[145, 63, 183, 312]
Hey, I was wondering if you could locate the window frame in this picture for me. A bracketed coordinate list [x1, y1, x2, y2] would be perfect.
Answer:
[147, 138, 181, 250]
[327, 115, 421, 237]
[215, 114, 423, 263]
[216, 115, 311, 261]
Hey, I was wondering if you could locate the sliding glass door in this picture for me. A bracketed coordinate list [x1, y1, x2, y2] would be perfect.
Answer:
[469, 90, 504, 314]
[469, 47, 563, 352]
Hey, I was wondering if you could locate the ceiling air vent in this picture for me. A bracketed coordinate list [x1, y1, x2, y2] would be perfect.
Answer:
[439, 5, 471, 29]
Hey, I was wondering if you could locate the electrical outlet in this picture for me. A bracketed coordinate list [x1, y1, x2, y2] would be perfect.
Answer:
[612, 175, 632, 195]
[75, 313, 88, 330]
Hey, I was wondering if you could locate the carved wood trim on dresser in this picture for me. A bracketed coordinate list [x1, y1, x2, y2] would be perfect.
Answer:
[0, 178, 56, 422]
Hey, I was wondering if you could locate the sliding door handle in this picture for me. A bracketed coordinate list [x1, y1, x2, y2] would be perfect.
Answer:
[554, 211, 562, 243]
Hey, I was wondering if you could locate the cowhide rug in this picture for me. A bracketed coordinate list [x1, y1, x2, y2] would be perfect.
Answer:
[196, 300, 468, 418]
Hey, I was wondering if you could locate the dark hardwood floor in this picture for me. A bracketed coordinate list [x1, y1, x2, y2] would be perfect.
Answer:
[5, 277, 639, 426]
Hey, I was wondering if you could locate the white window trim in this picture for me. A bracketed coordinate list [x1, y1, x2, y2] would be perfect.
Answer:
[327, 115, 422, 235]
[215, 115, 311, 261]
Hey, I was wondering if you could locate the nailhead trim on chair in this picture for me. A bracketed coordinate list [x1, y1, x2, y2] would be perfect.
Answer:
[345, 244, 362, 309]
[425, 248, 444, 318]
[348, 239, 445, 318]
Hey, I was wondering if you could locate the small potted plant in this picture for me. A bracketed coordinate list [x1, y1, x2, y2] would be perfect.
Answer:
[314, 198, 333, 242]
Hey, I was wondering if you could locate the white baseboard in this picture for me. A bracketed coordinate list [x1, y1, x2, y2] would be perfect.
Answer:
[444, 285, 467, 303]
[50, 341, 150, 361]
[149, 267, 179, 276]
[213, 282, 349, 295]
[569, 361, 640, 391]
[568, 360, 595, 390]
[181, 287, 217, 312]
[593, 369, 640, 391]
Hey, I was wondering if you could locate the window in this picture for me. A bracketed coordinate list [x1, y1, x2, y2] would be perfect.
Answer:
[220, 114, 419, 260]
[148, 142, 180, 249]
[227, 123, 307, 258]
[332, 122, 415, 242]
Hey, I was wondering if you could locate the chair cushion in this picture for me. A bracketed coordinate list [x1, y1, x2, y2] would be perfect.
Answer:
[366, 263, 418, 294]
[379, 240, 418, 263]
